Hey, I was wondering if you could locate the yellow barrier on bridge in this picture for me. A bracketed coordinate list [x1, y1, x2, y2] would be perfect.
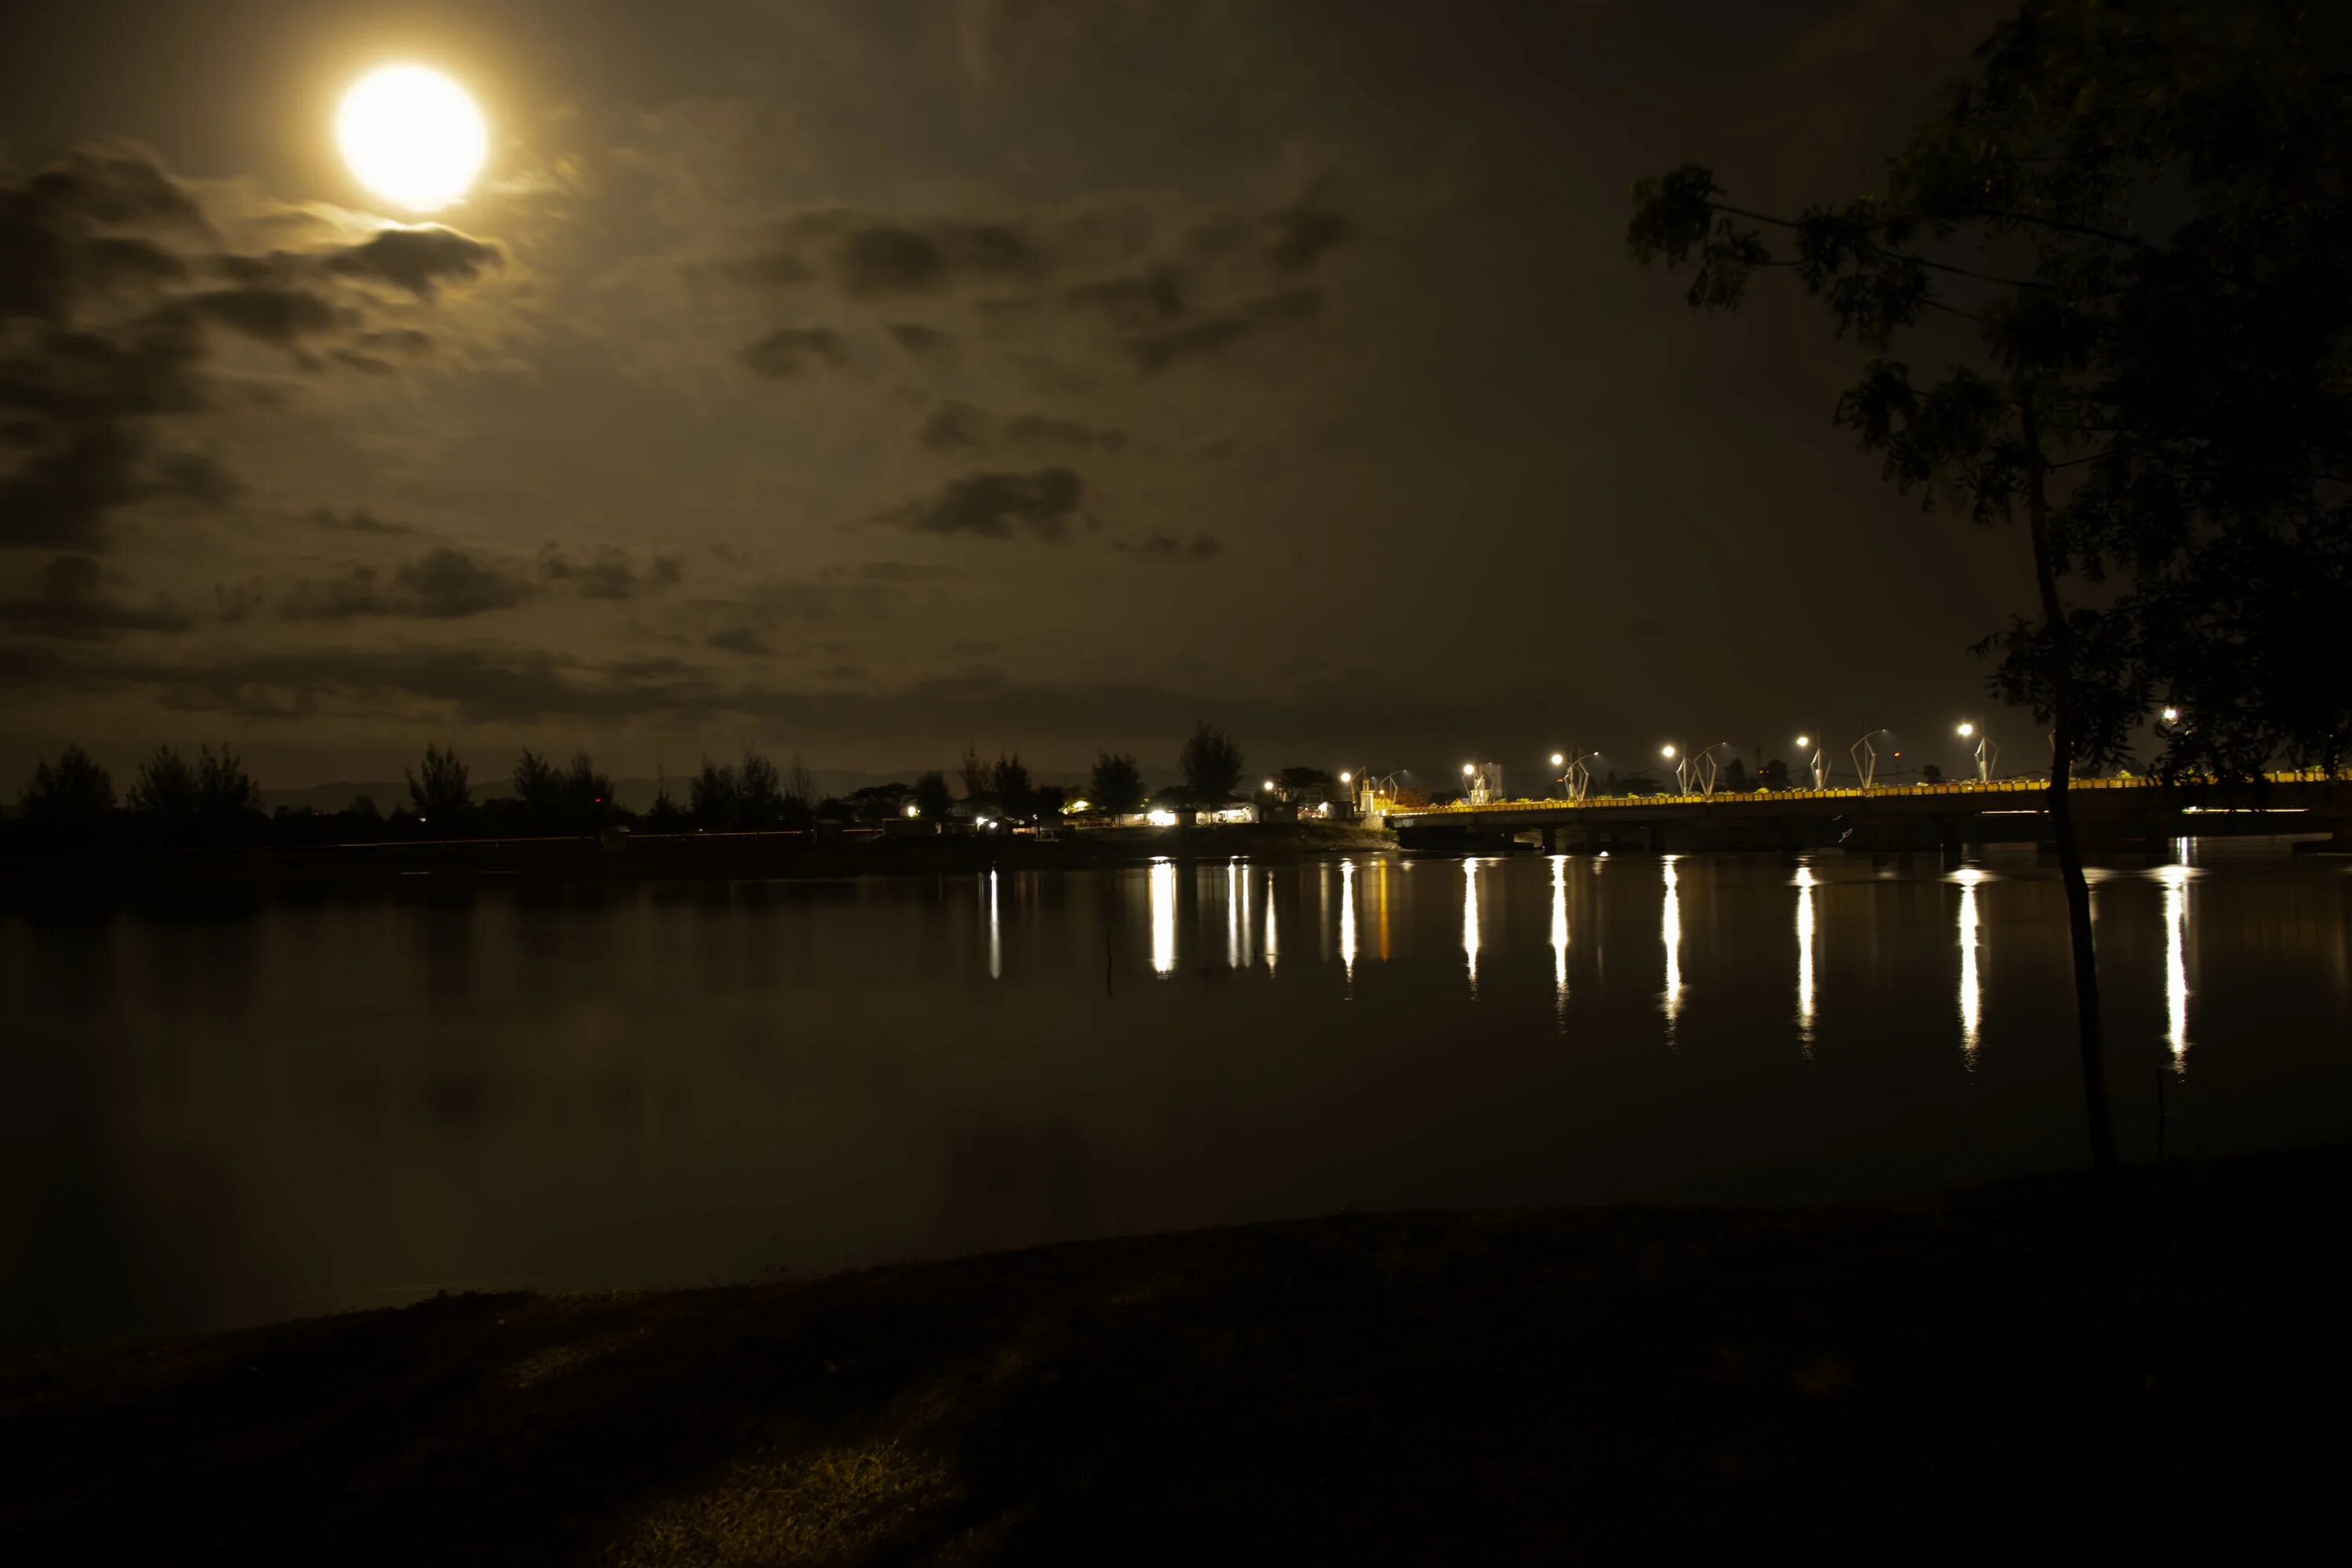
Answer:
[1388, 769, 2338, 817]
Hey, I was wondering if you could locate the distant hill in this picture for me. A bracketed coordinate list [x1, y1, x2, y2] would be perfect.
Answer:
[260, 765, 1162, 815]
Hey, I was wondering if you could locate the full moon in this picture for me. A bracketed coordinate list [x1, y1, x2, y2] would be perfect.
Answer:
[337, 65, 486, 212]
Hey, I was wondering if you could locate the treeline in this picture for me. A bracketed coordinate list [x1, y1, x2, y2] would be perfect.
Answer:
[4, 723, 1292, 853]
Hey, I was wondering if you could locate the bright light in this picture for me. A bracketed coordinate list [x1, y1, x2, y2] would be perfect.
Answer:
[903, 804, 920, 818]
[1263, 779, 1276, 792]
[1463, 763, 1475, 775]
[1338, 771, 1352, 785]
[337, 65, 488, 212]
[978, 817, 993, 827]
[1065, 798, 1091, 814]
[1660, 745, 1676, 759]
[1550, 752, 1566, 768]
[2161, 706, 2182, 724]
[1958, 722, 1976, 738]
[1795, 735, 1809, 748]
[1146, 808, 1178, 827]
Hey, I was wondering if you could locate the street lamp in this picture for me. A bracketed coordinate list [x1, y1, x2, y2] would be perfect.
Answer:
[1690, 741, 1732, 798]
[1795, 731, 1828, 789]
[2161, 705, 2182, 724]
[1659, 742, 1692, 796]
[1262, 779, 1276, 793]
[1957, 720, 1997, 785]
[1850, 728, 1890, 791]
[1565, 750, 1602, 802]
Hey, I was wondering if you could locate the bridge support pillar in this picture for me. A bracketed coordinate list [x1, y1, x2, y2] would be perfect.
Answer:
[1541, 826, 1556, 853]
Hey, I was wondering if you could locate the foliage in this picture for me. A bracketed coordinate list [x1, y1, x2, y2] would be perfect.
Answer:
[957, 744, 989, 800]
[988, 753, 1035, 818]
[1628, 0, 2352, 779]
[1178, 723, 1243, 800]
[691, 757, 739, 828]
[406, 746, 471, 820]
[19, 745, 114, 847]
[913, 771, 955, 819]
[1089, 752, 1146, 815]
[739, 750, 782, 828]
[1756, 758, 1791, 791]
[128, 746, 201, 818]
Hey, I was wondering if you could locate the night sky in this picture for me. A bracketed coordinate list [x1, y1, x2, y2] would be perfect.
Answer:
[0, 0, 2028, 793]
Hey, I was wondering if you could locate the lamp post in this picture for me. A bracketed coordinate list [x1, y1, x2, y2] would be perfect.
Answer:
[1957, 720, 1998, 785]
[1850, 728, 1890, 791]
[1659, 742, 1690, 797]
[1689, 741, 1732, 798]
[1565, 750, 1601, 803]
[1796, 731, 1828, 789]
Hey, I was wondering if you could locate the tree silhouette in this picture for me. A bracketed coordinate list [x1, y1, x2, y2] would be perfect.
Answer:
[406, 746, 471, 822]
[1089, 752, 1145, 815]
[989, 752, 1036, 818]
[19, 746, 114, 848]
[913, 770, 954, 819]
[957, 743, 989, 800]
[739, 750, 781, 829]
[1178, 723, 1243, 801]
[127, 746, 201, 821]
[1628, 0, 2352, 1251]
[692, 757, 740, 828]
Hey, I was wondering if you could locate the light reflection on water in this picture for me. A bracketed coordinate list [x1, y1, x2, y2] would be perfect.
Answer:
[1794, 863, 1817, 1051]
[1463, 858, 1482, 995]
[1952, 867, 1984, 1065]
[2158, 861, 2193, 1073]
[1549, 855, 1570, 1022]
[1661, 855, 1683, 1033]
[9, 844, 2349, 1350]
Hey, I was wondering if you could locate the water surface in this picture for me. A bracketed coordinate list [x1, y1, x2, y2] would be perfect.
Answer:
[6, 843, 2349, 1347]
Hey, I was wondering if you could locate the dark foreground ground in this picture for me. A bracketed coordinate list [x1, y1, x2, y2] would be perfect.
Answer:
[5, 1149, 2347, 1565]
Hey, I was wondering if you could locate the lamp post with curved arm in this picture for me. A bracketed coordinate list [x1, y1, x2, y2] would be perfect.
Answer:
[1690, 741, 1733, 798]
[1957, 720, 1998, 785]
[1851, 728, 1890, 791]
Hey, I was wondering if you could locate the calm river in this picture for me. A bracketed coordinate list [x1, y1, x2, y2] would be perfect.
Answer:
[6, 843, 2350, 1348]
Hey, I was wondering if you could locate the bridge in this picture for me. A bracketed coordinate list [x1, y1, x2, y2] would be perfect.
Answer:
[1378, 772, 2350, 855]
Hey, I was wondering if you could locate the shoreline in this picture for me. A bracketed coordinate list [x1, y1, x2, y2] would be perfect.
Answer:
[5, 1144, 2347, 1559]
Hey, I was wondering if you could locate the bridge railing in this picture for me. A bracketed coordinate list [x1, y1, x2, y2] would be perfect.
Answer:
[1384, 769, 2339, 817]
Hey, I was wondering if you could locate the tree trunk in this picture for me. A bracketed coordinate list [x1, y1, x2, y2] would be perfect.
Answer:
[2020, 394, 2122, 1285]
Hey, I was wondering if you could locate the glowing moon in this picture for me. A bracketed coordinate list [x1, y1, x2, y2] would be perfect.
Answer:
[337, 65, 486, 212]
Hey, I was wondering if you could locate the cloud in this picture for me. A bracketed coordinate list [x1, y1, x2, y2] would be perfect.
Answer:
[1119, 531, 1222, 561]
[916, 401, 1127, 455]
[311, 506, 416, 535]
[705, 625, 772, 656]
[1267, 182, 1352, 275]
[739, 325, 846, 377]
[886, 321, 949, 354]
[917, 400, 985, 450]
[0, 146, 212, 325]
[896, 467, 1083, 541]
[833, 221, 1040, 296]
[187, 285, 343, 347]
[320, 225, 504, 299]
[1127, 286, 1322, 372]
[539, 546, 683, 600]
[281, 546, 532, 622]
[0, 552, 191, 639]
[1004, 412, 1128, 452]
[0, 421, 233, 550]
[1061, 267, 1188, 328]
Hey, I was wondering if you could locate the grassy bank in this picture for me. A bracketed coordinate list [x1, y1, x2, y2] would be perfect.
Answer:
[5, 1148, 2346, 1563]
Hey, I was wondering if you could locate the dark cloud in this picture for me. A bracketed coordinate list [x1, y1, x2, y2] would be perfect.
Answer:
[705, 625, 772, 657]
[1004, 412, 1128, 452]
[540, 546, 683, 600]
[187, 285, 342, 347]
[321, 226, 503, 299]
[1127, 286, 1321, 372]
[739, 325, 846, 377]
[327, 348, 397, 376]
[1061, 267, 1187, 328]
[0, 147, 210, 324]
[858, 560, 960, 584]
[898, 467, 1083, 542]
[311, 506, 415, 536]
[916, 402, 1127, 455]
[1120, 531, 1222, 561]
[0, 421, 230, 550]
[833, 221, 1040, 297]
[917, 400, 985, 451]
[281, 547, 532, 622]
[886, 321, 949, 354]
[0, 552, 190, 639]
[0, 309, 209, 426]
[1266, 183, 1352, 275]
[354, 327, 432, 356]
